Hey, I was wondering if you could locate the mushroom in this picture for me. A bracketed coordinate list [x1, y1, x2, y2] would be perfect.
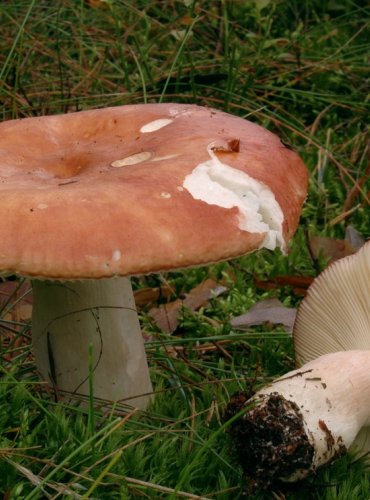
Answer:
[0, 103, 308, 409]
[226, 240, 370, 485]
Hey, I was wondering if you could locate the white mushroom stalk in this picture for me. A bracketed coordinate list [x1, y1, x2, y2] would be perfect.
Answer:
[226, 240, 370, 485]
[32, 278, 152, 409]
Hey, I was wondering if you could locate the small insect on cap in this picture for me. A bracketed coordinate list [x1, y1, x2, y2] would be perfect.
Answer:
[0, 103, 308, 279]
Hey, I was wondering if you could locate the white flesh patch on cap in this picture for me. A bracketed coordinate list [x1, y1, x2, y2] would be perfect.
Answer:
[168, 107, 194, 118]
[183, 145, 284, 251]
[112, 249, 121, 262]
[140, 118, 173, 133]
[110, 151, 151, 167]
[151, 154, 179, 162]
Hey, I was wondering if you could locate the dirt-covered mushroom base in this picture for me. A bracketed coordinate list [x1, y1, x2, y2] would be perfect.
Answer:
[225, 392, 315, 489]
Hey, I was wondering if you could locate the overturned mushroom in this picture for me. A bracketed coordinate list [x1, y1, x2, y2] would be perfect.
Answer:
[0, 103, 308, 409]
[226, 240, 370, 485]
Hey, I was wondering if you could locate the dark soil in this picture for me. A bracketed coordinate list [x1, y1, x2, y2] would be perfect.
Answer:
[225, 392, 315, 489]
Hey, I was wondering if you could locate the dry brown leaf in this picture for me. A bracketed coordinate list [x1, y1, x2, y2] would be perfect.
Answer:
[231, 298, 297, 333]
[85, 0, 110, 9]
[149, 279, 227, 333]
[345, 225, 365, 251]
[309, 235, 356, 262]
[0, 280, 32, 361]
[0, 281, 32, 322]
[134, 285, 173, 308]
[255, 275, 313, 296]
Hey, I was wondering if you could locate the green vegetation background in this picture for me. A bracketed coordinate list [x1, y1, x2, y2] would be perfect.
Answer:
[0, 1, 369, 498]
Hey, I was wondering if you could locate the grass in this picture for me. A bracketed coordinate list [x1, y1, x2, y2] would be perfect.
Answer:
[0, 0, 369, 498]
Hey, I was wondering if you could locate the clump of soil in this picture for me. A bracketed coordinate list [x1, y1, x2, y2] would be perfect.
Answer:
[225, 392, 314, 489]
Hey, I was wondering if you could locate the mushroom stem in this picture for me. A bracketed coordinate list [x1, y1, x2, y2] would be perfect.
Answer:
[227, 241, 370, 486]
[228, 350, 370, 484]
[32, 278, 153, 409]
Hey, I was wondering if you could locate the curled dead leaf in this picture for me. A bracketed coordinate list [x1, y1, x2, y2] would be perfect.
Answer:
[231, 298, 296, 333]
[149, 279, 227, 333]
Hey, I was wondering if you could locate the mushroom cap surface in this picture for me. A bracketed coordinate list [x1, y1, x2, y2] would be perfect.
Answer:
[0, 103, 308, 279]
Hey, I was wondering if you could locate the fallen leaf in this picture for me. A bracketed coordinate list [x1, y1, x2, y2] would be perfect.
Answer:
[309, 235, 356, 262]
[255, 275, 313, 296]
[0, 280, 33, 361]
[149, 279, 227, 333]
[134, 285, 173, 308]
[170, 29, 189, 41]
[85, 0, 110, 9]
[0, 281, 32, 322]
[345, 225, 365, 251]
[231, 298, 297, 333]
